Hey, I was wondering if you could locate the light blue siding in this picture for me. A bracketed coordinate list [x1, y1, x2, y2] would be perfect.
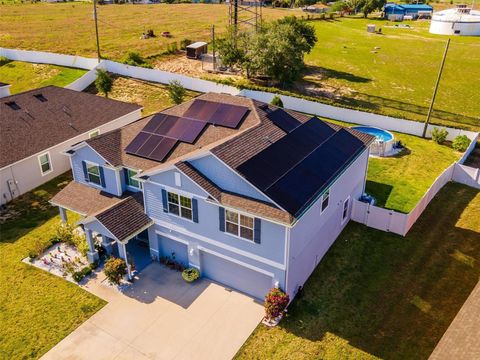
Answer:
[286, 149, 369, 299]
[144, 170, 286, 265]
[143, 168, 287, 296]
[71, 145, 120, 196]
[189, 155, 273, 203]
[157, 234, 189, 266]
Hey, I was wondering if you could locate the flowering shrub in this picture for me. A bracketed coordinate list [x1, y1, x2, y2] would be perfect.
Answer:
[264, 288, 289, 320]
[104, 257, 127, 285]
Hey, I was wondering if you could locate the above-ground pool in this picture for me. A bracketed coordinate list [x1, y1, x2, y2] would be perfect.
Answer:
[351, 126, 395, 156]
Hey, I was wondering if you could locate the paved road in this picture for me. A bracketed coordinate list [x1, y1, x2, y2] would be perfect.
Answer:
[429, 281, 480, 360]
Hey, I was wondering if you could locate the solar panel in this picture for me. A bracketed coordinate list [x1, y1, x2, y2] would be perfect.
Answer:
[183, 99, 219, 122]
[237, 118, 336, 190]
[148, 137, 178, 162]
[125, 99, 250, 163]
[209, 103, 249, 128]
[125, 132, 151, 154]
[266, 109, 301, 133]
[265, 129, 365, 215]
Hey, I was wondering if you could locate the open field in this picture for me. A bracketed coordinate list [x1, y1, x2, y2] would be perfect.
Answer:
[0, 3, 293, 60]
[0, 173, 106, 360]
[1, 4, 478, 130]
[301, 18, 480, 131]
[84, 74, 199, 116]
[0, 60, 86, 94]
[236, 182, 480, 360]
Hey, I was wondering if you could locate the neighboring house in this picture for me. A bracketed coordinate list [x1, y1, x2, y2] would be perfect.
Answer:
[51, 93, 374, 301]
[384, 3, 433, 20]
[0, 86, 142, 205]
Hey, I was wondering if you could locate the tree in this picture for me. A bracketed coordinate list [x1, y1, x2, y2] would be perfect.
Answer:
[361, 0, 386, 17]
[95, 69, 113, 98]
[168, 80, 186, 105]
[271, 96, 284, 108]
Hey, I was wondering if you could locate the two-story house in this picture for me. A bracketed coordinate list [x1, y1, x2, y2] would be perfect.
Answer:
[51, 93, 374, 301]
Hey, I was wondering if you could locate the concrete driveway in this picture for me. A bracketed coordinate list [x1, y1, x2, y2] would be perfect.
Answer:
[42, 263, 264, 360]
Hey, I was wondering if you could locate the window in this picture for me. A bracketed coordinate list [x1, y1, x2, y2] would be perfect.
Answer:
[321, 189, 330, 213]
[87, 163, 102, 186]
[89, 130, 100, 138]
[125, 168, 140, 189]
[167, 191, 192, 220]
[225, 210, 254, 241]
[38, 153, 52, 175]
[342, 197, 350, 223]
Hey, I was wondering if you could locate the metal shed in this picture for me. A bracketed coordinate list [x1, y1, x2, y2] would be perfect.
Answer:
[186, 42, 208, 59]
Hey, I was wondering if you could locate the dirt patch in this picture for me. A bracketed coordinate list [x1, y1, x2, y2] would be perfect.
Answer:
[464, 142, 480, 169]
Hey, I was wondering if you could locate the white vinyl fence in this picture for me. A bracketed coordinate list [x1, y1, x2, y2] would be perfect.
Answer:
[1, 47, 478, 144]
[2, 47, 479, 236]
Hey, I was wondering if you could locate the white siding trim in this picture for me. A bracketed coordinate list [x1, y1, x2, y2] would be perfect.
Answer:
[198, 246, 275, 278]
[153, 221, 286, 270]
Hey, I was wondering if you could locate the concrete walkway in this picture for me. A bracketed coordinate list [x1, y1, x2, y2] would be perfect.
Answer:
[429, 280, 480, 360]
[42, 263, 264, 360]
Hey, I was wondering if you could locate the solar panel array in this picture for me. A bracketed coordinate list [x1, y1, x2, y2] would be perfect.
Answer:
[266, 109, 302, 133]
[237, 118, 366, 216]
[125, 100, 249, 162]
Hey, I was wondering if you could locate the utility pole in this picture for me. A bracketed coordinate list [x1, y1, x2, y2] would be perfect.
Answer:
[93, 0, 101, 62]
[211, 25, 216, 72]
[422, 38, 450, 138]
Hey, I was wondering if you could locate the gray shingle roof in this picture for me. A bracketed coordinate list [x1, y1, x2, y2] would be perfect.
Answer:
[0, 86, 141, 168]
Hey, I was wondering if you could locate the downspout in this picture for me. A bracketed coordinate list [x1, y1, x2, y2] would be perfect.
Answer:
[284, 226, 291, 300]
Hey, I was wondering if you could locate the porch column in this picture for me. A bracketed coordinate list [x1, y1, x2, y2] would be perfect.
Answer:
[101, 235, 113, 255]
[85, 228, 99, 263]
[59, 207, 68, 223]
[117, 241, 132, 280]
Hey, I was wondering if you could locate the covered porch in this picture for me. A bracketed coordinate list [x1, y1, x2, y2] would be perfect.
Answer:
[50, 182, 154, 279]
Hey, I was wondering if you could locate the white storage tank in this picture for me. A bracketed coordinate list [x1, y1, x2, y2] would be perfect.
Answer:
[430, 5, 480, 36]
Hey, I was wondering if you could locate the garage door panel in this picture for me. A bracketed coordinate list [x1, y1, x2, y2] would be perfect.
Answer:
[201, 251, 272, 300]
[158, 235, 189, 267]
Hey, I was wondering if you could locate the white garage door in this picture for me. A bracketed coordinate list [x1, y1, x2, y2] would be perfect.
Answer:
[200, 251, 272, 300]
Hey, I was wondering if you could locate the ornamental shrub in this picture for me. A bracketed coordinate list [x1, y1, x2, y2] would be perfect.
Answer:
[168, 80, 186, 105]
[182, 267, 200, 282]
[432, 127, 448, 144]
[452, 135, 471, 152]
[104, 257, 127, 285]
[95, 69, 113, 98]
[271, 95, 284, 108]
[264, 288, 289, 320]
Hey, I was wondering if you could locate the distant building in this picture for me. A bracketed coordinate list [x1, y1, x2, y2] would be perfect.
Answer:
[430, 5, 480, 36]
[303, 3, 331, 13]
[383, 3, 433, 20]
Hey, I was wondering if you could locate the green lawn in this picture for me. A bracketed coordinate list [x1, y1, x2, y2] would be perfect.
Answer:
[236, 182, 480, 360]
[303, 18, 480, 131]
[322, 118, 461, 213]
[0, 3, 292, 60]
[365, 132, 460, 213]
[84, 74, 199, 116]
[0, 60, 86, 94]
[0, 173, 105, 360]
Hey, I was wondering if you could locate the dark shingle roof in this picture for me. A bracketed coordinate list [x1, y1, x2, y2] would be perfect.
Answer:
[0, 86, 141, 168]
[95, 193, 153, 242]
